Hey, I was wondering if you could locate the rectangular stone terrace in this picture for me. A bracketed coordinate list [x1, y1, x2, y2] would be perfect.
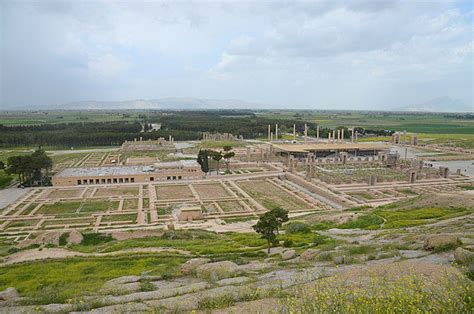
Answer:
[0, 169, 335, 242]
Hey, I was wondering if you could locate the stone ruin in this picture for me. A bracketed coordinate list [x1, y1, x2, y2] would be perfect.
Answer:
[202, 132, 243, 141]
[121, 137, 174, 152]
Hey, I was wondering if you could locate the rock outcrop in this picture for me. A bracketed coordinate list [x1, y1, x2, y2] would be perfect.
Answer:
[180, 258, 210, 275]
[423, 235, 459, 251]
[195, 261, 239, 281]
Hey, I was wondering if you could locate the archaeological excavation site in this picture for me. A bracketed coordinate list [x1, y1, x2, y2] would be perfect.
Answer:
[0, 120, 472, 313]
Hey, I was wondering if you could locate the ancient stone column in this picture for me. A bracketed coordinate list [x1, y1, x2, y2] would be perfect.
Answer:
[340, 152, 348, 165]
[293, 124, 296, 140]
[268, 125, 271, 142]
[368, 175, 377, 186]
[306, 164, 313, 181]
[316, 125, 320, 141]
[304, 124, 308, 143]
[439, 166, 449, 178]
[275, 124, 278, 140]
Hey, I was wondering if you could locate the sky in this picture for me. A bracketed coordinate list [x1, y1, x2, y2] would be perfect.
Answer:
[1, 0, 473, 110]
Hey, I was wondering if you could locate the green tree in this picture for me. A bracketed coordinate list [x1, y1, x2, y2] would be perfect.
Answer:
[0, 161, 5, 170]
[31, 149, 52, 185]
[253, 211, 279, 254]
[209, 150, 223, 175]
[222, 146, 235, 171]
[253, 207, 289, 253]
[197, 149, 209, 173]
[272, 206, 289, 234]
[6, 149, 52, 186]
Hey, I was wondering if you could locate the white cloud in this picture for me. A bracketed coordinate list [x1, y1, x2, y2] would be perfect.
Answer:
[1, 0, 472, 108]
[87, 53, 130, 78]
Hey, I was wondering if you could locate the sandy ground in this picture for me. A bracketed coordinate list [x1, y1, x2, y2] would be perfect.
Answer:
[0, 187, 32, 209]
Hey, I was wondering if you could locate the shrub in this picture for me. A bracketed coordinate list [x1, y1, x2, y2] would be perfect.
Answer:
[310, 221, 335, 230]
[283, 239, 294, 247]
[280, 272, 473, 312]
[7, 247, 20, 254]
[286, 222, 311, 234]
[59, 233, 69, 246]
[139, 280, 155, 292]
[313, 234, 331, 246]
[347, 245, 376, 255]
[337, 214, 384, 230]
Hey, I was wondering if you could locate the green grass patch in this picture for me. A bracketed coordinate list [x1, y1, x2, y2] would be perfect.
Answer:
[337, 214, 384, 230]
[81, 230, 267, 256]
[80, 201, 118, 213]
[0, 254, 185, 304]
[375, 207, 471, 229]
[37, 202, 81, 215]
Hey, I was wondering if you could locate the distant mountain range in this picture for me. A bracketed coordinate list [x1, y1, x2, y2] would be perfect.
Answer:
[394, 96, 472, 113]
[2, 96, 472, 112]
[55, 98, 270, 110]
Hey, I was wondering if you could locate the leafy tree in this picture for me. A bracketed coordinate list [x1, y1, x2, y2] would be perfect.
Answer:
[31, 149, 52, 185]
[253, 211, 279, 254]
[6, 149, 52, 186]
[209, 150, 223, 175]
[253, 207, 289, 253]
[196, 149, 209, 173]
[271, 206, 289, 234]
[0, 161, 4, 170]
[222, 146, 235, 171]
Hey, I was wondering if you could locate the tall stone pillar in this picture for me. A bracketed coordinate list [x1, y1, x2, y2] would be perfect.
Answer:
[316, 125, 320, 141]
[306, 164, 313, 181]
[305, 124, 309, 142]
[293, 124, 296, 140]
[275, 124, 279, 140]
[268, 125, 271, 142]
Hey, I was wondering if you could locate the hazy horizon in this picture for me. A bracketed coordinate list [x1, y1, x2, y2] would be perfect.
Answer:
[1, 0, 473, 110]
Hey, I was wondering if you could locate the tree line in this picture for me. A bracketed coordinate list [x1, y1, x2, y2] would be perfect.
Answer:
[5, 149, 52, 186]
[0, 111, 394, 147]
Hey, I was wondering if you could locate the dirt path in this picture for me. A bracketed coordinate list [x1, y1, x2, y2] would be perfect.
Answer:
[2, 247, 192, 265]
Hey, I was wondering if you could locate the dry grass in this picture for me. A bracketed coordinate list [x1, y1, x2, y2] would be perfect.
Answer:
[156, 185, 194, 200]
[193, 183, 230, 199]
[94, 187, 138, 197]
